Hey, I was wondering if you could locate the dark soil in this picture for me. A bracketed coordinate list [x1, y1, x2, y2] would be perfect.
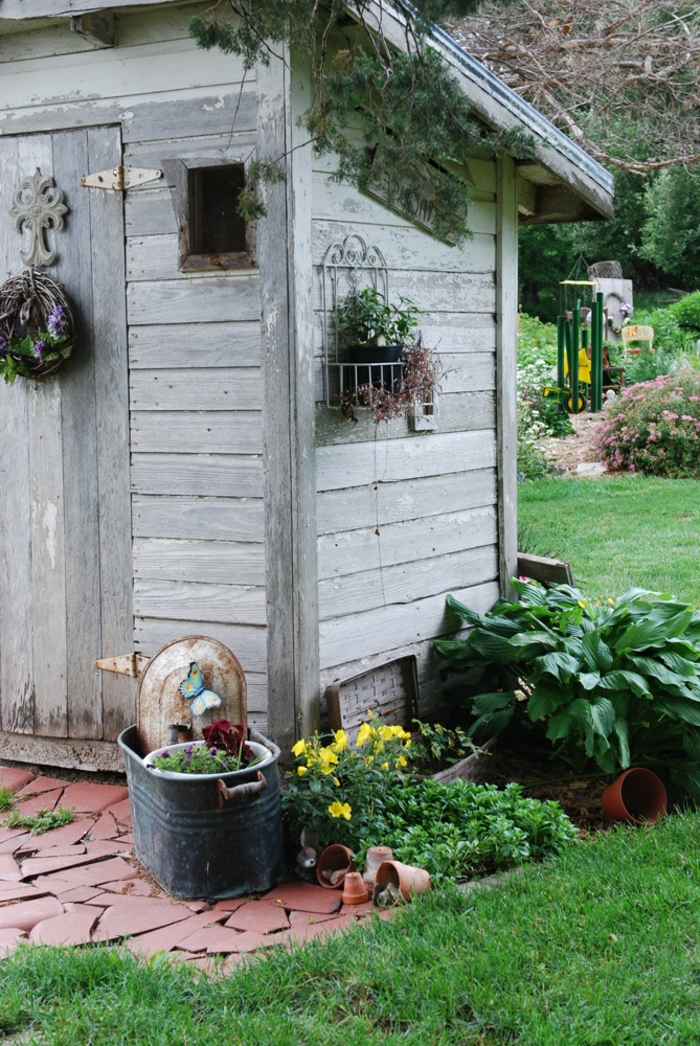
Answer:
[485, 741, 611, 835]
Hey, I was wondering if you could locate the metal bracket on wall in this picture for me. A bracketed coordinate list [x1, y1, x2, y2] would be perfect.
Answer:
[319, 233, 390, 406]
[81, 166, 163, 192]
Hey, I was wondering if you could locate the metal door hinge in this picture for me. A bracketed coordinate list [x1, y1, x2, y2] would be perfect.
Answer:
[94, 653, 150, 678]
[81, 166, 162, 192]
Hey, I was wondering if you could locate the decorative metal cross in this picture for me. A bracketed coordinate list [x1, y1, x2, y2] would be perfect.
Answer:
[9, 169, 68, 267]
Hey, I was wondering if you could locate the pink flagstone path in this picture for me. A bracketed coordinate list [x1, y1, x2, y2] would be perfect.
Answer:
[0, 765, 388, 968]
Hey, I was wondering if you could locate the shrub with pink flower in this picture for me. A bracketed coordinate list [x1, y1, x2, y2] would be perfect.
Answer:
[595, 366, 700, 477]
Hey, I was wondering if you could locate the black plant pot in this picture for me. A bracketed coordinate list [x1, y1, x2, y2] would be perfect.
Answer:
[345, 343, 404, 393]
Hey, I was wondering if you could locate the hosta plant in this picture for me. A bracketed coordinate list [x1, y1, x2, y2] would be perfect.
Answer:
[435, 581, 700, 799]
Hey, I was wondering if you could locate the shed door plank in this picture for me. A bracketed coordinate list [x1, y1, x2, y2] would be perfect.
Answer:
[0, 135, 34, 735]
[20, 134, 69, 738]
[87, 123, 135, 739]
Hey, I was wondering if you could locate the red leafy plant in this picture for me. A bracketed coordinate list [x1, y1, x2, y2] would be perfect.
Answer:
[343, 337, 441, 423]
[201, 719, 255, 767]
[150, 720, 260, 775]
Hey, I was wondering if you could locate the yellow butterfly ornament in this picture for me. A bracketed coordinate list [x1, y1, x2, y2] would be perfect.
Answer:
[179, 662, 222, 717]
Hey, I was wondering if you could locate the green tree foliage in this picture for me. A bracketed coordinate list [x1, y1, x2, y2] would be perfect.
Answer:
[519, 170, 665, 322]
[640, 167, 700, 289]
[189, 0, 528, 243]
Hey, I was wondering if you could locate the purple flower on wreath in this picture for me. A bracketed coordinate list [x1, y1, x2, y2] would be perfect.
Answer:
[47, 305, 68, 339]
[33, 340, 46, 359]
[0, 334, 7, 353]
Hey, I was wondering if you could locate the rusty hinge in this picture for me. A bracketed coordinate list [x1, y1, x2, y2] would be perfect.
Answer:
[81, 166, 162, 192]
[94, 653, 151, 678]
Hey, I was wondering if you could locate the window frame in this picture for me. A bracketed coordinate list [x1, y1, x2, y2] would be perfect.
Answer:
[174, 154, 256, 272]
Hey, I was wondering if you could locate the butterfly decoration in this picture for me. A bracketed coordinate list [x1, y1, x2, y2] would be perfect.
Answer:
[178, 662, 222, 717]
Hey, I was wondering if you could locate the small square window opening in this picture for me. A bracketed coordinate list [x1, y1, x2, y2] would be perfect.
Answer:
[178, 161, 255, 271]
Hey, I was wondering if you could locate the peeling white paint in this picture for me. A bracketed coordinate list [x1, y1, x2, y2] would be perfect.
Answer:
[42, 500, 59, 570]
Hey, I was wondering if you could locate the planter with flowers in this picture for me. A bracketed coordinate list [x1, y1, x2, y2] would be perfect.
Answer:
[283, 717, 414, 884]
[0, 269, 75, 384]
[335, 288, 439, 422]
[118, 638, 286, 901]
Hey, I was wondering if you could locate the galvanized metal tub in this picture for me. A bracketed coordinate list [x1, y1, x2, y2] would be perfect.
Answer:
[118, 725, 286, 899]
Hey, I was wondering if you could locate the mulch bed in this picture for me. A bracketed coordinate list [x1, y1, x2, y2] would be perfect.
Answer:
[484, 742, 612, 835]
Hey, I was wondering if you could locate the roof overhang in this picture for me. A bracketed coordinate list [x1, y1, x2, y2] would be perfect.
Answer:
[0, 0, 614, 224]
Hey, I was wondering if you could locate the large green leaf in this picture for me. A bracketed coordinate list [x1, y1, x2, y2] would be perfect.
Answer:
[656, 697, 700, 728]
[627, 656, 690, 688]
[471, 691, 514, 715]
[568, 698, 595, 756]
[614, 618, 678, 653]
[527, 682, 566, 721]
[468, 632, 523, 664]
[613, 718, 630, 768]
[589, 697, 616, 740]
[578, 672, 601, 691]
[509, 632, 560, 651]
[469, 705, 515, 742]
[532, 652, 582, 684]
[581, 631, 614, 672]
[597, 670, 652, 698]
[434, 638, 480, 662]
[545, 708, 575, 742]
[662, 649, 700, 673]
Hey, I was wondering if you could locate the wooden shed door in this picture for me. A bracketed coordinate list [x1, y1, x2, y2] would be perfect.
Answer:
[0, 126, 134, 744]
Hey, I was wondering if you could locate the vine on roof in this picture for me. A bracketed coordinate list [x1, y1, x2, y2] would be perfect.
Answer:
[189, 0, 529, 244]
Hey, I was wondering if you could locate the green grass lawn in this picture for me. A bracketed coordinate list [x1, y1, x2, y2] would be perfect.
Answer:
[4, 813, 700, 1044]
[518, 475, 700, 604]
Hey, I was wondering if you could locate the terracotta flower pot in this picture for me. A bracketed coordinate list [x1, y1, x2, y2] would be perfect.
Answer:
[375, 860, 431, 900]
[316, 843, 354, 889]
[362, 845, 393, 889]
[341, 871, 370, 905]
[601, 767, 667, 825]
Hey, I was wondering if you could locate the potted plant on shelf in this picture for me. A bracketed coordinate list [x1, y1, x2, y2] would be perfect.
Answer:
[337, 287, 419, 364]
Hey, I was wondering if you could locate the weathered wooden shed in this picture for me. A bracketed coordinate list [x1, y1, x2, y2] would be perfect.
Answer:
[0, 0, 613, 770]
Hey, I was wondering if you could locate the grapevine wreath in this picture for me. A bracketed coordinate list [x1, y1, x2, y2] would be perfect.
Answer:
[0, 268, 75, 384]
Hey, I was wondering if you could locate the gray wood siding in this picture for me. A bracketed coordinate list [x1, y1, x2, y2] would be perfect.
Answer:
[311, 156, 501, 711]
[0, 9, 271, 731]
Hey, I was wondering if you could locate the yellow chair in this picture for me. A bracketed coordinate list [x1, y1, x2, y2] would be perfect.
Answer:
[621, 325, 654, 356]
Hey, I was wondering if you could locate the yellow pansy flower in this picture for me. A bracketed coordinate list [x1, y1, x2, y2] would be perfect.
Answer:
[291, 739, 307, 757]
[297, 765, 308, 776]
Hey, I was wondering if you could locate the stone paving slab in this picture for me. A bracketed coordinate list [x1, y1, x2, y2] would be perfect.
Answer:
[0, 768, 390, 968]
[60, 782, 130, 814]
[15, 776, 69, 797]
[14, 789, 64, 818]
[29, 904, 100, 946]
[0, 768, 35, 792]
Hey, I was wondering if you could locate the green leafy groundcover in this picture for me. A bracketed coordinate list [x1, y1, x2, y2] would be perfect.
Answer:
[436, 580, 700, 800]
[377, 777, 577, 883]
